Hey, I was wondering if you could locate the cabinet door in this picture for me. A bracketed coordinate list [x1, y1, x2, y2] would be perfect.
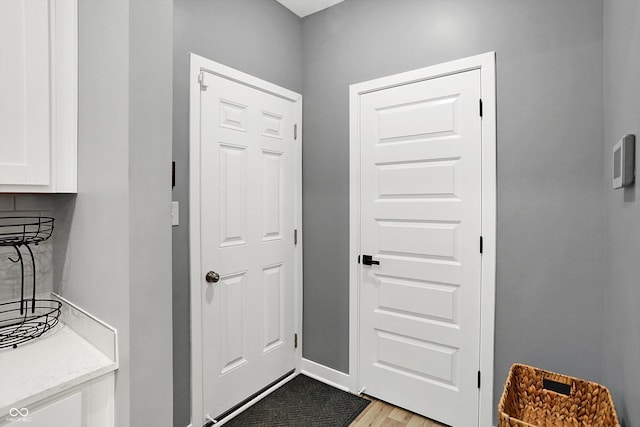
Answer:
[0, 0, 51, 186]
[28, 393, 82, 427]
[5, 393, 82, 427]
[2, 373, 114, 427]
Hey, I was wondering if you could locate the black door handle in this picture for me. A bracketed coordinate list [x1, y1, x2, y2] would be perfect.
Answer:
[362, 255, 380, 266]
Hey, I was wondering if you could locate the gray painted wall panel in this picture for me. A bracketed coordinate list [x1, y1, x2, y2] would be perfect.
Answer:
[129, 0, 174, 425]
[603, 1, 640, 425]
[301, 0, 605, 416]
[53, 1, 174, 425]
[58, 2, 132, 424]
[172, 1, 301, 425]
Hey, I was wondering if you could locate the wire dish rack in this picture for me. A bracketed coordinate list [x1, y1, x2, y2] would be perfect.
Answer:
[0, 217, 57, 349]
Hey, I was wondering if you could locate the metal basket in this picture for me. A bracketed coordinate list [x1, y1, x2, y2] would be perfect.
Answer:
[0, 217, 57, 349]
[0, 299, 61, 349]
[0, 217, 54, 246]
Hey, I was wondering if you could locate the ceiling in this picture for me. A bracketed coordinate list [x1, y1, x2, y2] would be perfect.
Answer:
[276, 0, 346, 18]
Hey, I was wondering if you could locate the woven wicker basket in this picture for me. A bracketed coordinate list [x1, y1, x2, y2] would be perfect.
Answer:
[498, 364, 620, 427]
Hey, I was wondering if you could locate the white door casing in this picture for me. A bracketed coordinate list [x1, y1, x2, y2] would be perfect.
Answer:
[190, 55, 303, 426]
[349, 53, 496, 427]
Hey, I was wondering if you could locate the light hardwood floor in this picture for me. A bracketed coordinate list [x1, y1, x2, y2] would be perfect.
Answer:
[350, 396, 447, 427]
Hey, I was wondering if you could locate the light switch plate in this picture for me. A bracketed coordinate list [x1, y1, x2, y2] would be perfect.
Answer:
[171, 201, 179, 226]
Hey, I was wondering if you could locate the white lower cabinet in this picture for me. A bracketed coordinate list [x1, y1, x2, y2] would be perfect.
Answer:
[4, 373, 114, 427]
[24, 392, 82, 427]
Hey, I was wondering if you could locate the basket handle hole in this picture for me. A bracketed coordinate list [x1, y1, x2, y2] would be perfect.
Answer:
[543, 379, 571, 395]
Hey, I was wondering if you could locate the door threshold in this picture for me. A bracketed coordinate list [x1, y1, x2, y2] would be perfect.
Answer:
[206, 369, 296, 426]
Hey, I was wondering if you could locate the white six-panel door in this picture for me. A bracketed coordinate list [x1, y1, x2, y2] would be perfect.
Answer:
[357, 69, 483, 427]
[198, 71, 297, 420]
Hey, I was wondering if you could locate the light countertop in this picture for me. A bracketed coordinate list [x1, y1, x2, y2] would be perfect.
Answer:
[0, 294, 118, 416]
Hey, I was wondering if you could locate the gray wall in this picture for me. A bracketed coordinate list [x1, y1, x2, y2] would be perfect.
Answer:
[54, 0, 174, 425]
[603, 1, 640, 425]
[172, 1, 302, 425]
[129, 0, 174, 425]
[58, 1, 132, 424]
[301, 0, 605, 415]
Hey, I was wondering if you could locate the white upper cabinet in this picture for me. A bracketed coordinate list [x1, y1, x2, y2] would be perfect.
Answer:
[0, 0, 77, 193]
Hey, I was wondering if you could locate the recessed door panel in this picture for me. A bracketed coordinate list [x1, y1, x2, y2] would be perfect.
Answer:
[263, 264, 284, 352]
[377, 220, 459, 260]
[219, 144, 247, 247]
[262, 111, 283, 139]
[262, 151, 283, 241]
[219, 100, 247, 132]
[377, 95, 458, 142]
[376, 275, 458, 324]
[375, 330, 457, 385]
[377, 160, 458, 198]
[220, 272, 247, 375]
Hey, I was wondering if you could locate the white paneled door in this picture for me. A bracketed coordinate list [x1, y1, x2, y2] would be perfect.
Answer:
[357, 69, 483, 426]
[198, 71, 297, 419]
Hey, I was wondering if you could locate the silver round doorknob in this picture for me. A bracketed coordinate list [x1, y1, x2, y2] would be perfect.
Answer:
[205, 271, 220, 283]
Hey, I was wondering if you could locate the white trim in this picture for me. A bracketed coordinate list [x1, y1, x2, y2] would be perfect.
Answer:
[300, 358, 350, 392]
[189, 54, 204, 427]
[189, 53, 303, 427]
[478, 52, 497, 427]
[348, 79, 362, 396]
[195, 57, 300, 103]
[51, 0, 78, 192]
[294, 100, 304, 371]
[348, 52, 497, 427]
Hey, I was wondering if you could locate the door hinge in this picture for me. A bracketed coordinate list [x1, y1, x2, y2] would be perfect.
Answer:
[479, 99, 483, 117]
[198, 71, 208, 91]
[294, 333, 298, 349]
[357, 255, 361, 264]
[294, 124, 298, 140]
[294, 229, 298, 245]
[480, 236, 483, 254]
[478, 371, 481, 388]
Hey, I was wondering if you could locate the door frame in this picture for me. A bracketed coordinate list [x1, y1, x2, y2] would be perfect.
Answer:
[189, 53, 303, 427]
[348, 52, 496, 426]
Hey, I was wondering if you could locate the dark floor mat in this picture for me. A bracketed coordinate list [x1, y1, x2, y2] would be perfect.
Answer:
[221, 374, 370, 427]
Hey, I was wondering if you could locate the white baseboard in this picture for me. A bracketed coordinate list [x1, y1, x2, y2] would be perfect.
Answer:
[301, 358, 351, 392]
